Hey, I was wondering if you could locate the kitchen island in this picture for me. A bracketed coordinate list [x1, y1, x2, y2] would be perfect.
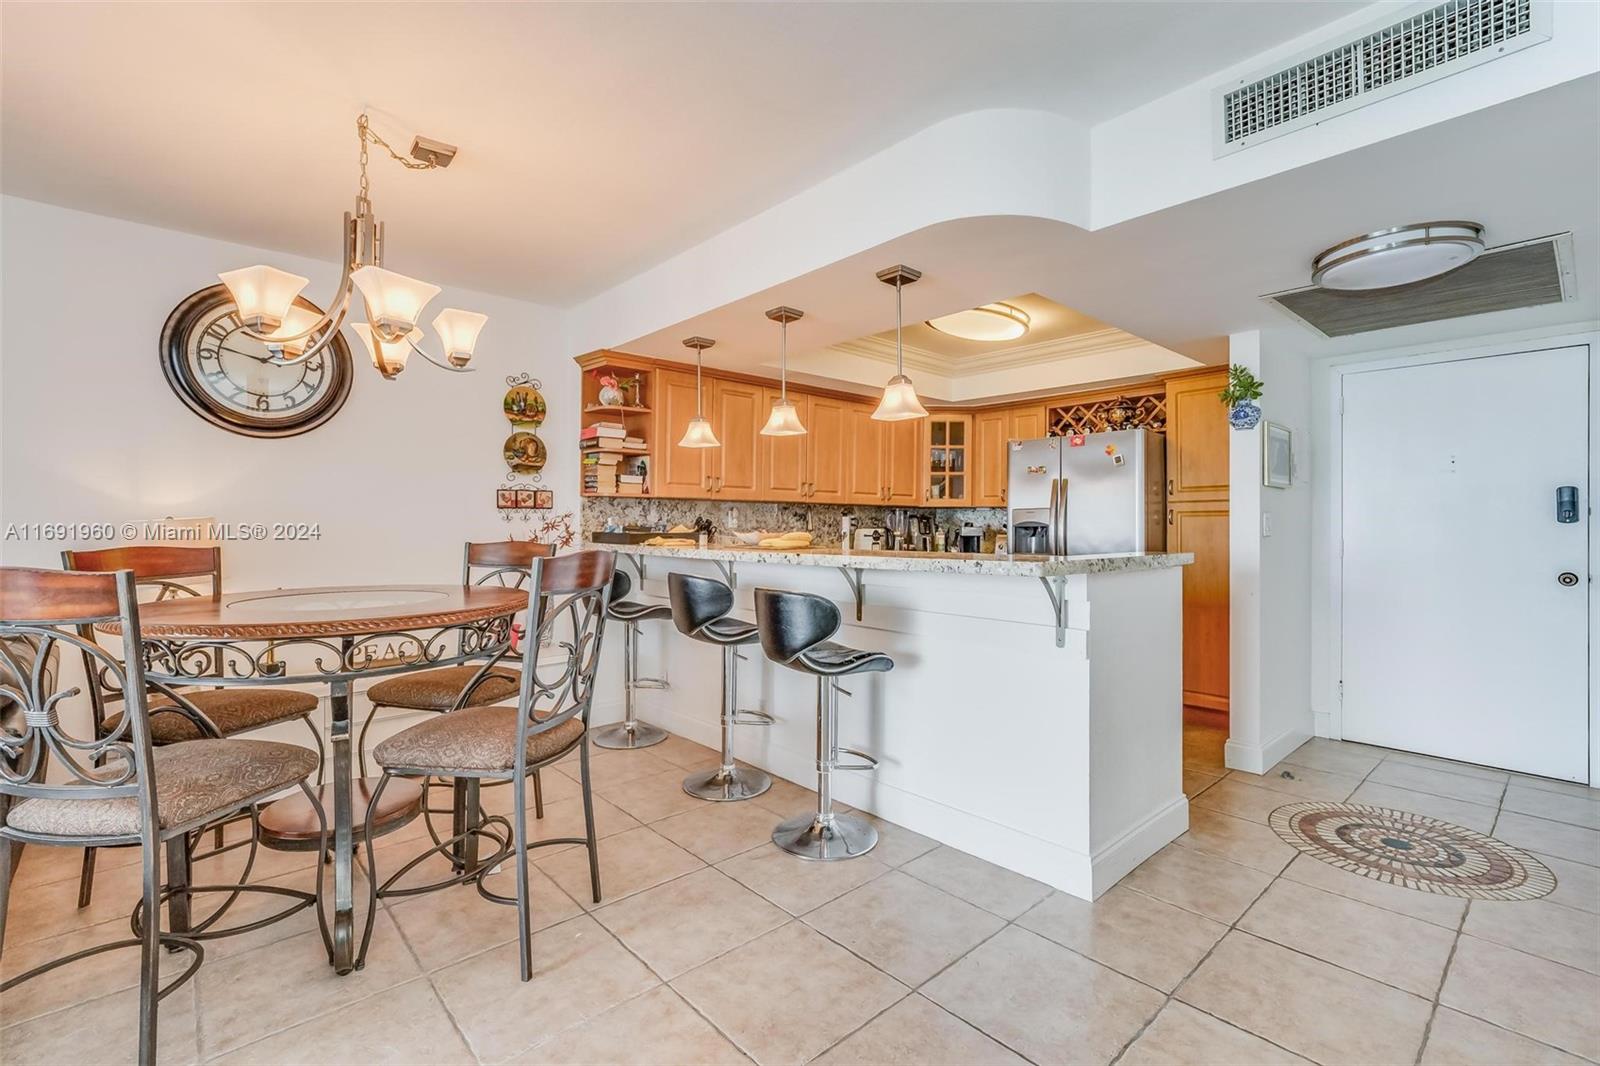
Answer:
[588, 542, 1192, 899]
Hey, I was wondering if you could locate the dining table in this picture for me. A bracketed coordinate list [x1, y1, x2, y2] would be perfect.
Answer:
[107, 583, 528, 974]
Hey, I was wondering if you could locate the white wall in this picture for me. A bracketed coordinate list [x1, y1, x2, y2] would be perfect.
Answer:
[0, 196, 578, 584]
[1224, 329, 1315, 774]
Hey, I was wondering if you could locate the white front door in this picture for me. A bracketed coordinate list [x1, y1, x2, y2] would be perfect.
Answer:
[1341, 345, 1589, 781]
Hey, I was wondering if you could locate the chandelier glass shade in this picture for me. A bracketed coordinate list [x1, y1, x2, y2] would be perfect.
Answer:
[215, 113, 485, 379]
[761, 306, 807, 436]
[871, 265, 929, 422]
[351, 324, 420, 380]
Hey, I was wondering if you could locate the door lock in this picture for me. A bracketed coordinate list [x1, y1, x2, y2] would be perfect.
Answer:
[1558, 571, 1580, 587]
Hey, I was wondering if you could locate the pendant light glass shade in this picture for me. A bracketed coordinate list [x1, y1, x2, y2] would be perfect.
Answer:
[350, 323, 419, 379]
[219, 265, 309, 331]
[679, 416, 721, 448]
[872, 265, 929, 422]
[351, 265, 441, 335]
[432, 308, 488, 367]
[872, 375, 929, 421]
[760, 305, 807, 436]
[761, 399, 807, 435]
[679, 336, 721, 448]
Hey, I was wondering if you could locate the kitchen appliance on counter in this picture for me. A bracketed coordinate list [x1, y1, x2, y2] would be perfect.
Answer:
[852, 527, 890, 552]
[908, 514, 935, 552]
[957, 525, 984, 553]
[1008, 428, 1165, 555]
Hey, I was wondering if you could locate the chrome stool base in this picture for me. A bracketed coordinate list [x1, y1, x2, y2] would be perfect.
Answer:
[591, 720, 668, 749]
[683, 764, 771, 802]
[773, 810, 879, 861]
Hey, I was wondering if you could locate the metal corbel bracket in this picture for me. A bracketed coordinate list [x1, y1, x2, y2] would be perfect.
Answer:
[1040, 575, 1068, 648]
[619, 552, 646, 584]
[711, 560, 735, 589]
[839, 567, 864, 621]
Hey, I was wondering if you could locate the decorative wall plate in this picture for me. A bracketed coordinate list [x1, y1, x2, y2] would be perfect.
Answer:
[503, 431, 547, 475]
[503, 383, 546, 427]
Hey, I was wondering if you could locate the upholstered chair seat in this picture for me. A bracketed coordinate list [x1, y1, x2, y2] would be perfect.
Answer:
[372, 708, 583, 775]
[6, 738, 318, 839]
[103, 688, 320, 745]
[365, 665, 521, 713]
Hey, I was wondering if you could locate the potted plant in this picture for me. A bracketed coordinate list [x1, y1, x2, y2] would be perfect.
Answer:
[1219, 364, 1264, 430]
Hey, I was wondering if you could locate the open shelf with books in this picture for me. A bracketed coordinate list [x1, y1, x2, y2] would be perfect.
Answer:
[579, 359, 654, 497]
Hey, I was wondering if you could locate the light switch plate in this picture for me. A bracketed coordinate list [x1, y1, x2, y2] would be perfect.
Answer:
[1262, 512, 1273, 537]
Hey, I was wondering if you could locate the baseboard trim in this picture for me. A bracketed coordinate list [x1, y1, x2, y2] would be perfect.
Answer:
[1225, 724, 1310, 775]
[611, 694, 1185, 901]
[1090, 794, 1190, 899]
[1184, 691, 1230, 712]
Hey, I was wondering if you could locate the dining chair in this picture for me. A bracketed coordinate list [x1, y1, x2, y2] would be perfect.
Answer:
[62, 546, 325, 910]
[357, 539, 555, 855]
[0, 566, 324, 1066]
[356, 549, 616, 979]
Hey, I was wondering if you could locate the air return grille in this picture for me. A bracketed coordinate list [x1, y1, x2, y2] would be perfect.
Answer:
[1215, 0, 1551, 155]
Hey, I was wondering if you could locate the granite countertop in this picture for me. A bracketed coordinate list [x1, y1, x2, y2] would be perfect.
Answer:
[586, 541, 1192, 577]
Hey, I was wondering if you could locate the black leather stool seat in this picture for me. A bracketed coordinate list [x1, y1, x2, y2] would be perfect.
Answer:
[669, 574, 759, 646]
[607, 571, 675, 624]
[796, 642, 895, 676]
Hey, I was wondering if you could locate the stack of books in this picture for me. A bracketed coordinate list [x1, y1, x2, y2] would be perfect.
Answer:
[582, 452, 622, 494]
[617, 472, 645, 496]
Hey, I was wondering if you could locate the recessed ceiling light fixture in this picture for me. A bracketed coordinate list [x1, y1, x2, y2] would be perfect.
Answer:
[1312, 221, 1485, 291]
[925, 301, 1031, 342]
[760, 306, 807, 436]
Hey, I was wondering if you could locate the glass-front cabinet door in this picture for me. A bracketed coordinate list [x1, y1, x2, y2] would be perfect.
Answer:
[926, 413, 971, 505]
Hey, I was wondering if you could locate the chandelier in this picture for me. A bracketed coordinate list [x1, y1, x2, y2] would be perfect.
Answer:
[871, 264, 929, 421]
[216, 113, 487, 380]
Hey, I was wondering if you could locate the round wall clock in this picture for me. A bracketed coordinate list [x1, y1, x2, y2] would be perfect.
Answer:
[160, 284, 354, 438]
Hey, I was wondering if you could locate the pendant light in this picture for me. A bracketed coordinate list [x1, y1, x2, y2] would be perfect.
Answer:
[679, 336, 721, 448]
[760, 306, 807, 436]
[872, 264, 929, 421]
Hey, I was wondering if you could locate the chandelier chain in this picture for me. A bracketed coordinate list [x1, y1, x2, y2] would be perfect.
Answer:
[355, 113, 434, 210]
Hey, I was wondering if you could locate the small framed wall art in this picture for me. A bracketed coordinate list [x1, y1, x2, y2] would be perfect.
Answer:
[1263, 421, 1292, 489]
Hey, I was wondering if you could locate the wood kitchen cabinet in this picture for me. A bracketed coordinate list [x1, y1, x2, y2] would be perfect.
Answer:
[1008, 404, 1047, 442]
[883, 418, 922, 504]
[1164, 371, 1230, 501]
[844, 401, 886, 504]
[1169, 501, 1230, 710]
[973, 409, 1008, 507]
[654, 369, 711, 498]
[709, 378, 762, 498]
[924, 413, 972, 505]
[803, 394, 849, 502]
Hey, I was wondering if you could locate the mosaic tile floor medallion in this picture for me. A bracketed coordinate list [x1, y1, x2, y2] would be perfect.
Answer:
[1269, 802, 1556, 901]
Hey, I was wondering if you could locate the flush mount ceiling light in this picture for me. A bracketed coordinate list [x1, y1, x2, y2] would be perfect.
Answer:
[871, 265, 929, 422]
[679, 336, 721, 448]
[1312, 221, 1486, 291]
[761, 306, 807, 436]
[216, 113, 487, 378]
[925, 301, 1031, 342]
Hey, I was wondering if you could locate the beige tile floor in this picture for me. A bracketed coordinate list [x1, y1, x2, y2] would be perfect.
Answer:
[3, 719, 1598, 1065]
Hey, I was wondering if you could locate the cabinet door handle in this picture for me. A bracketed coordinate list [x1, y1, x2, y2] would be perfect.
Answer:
[1168, 508, 1174, 525]
[1168, 479, 1174, 496]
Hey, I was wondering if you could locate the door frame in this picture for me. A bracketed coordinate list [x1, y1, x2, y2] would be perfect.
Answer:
[1318, 326, 1597, 784]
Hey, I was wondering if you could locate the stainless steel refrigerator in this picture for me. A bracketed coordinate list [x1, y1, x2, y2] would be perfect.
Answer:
[1007, 429, 1166, 555]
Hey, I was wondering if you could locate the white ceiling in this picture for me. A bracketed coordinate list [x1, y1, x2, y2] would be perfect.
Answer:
[0, 1, 1360, 306]
[620, 74, 1600, 388]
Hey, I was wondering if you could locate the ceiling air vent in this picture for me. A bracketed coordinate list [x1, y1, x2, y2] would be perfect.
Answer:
[1214, 0, 1551, 156]
[1263, 234, 1575, 338]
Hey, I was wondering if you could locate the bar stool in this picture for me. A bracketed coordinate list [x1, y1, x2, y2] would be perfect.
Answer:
[592, 569, 670, 749]
[752, 588, 893, 860]
[668, 573, 773, 801]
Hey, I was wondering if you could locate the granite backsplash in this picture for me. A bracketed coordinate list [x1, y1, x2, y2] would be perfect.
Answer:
[581, 497, 1007, 547]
